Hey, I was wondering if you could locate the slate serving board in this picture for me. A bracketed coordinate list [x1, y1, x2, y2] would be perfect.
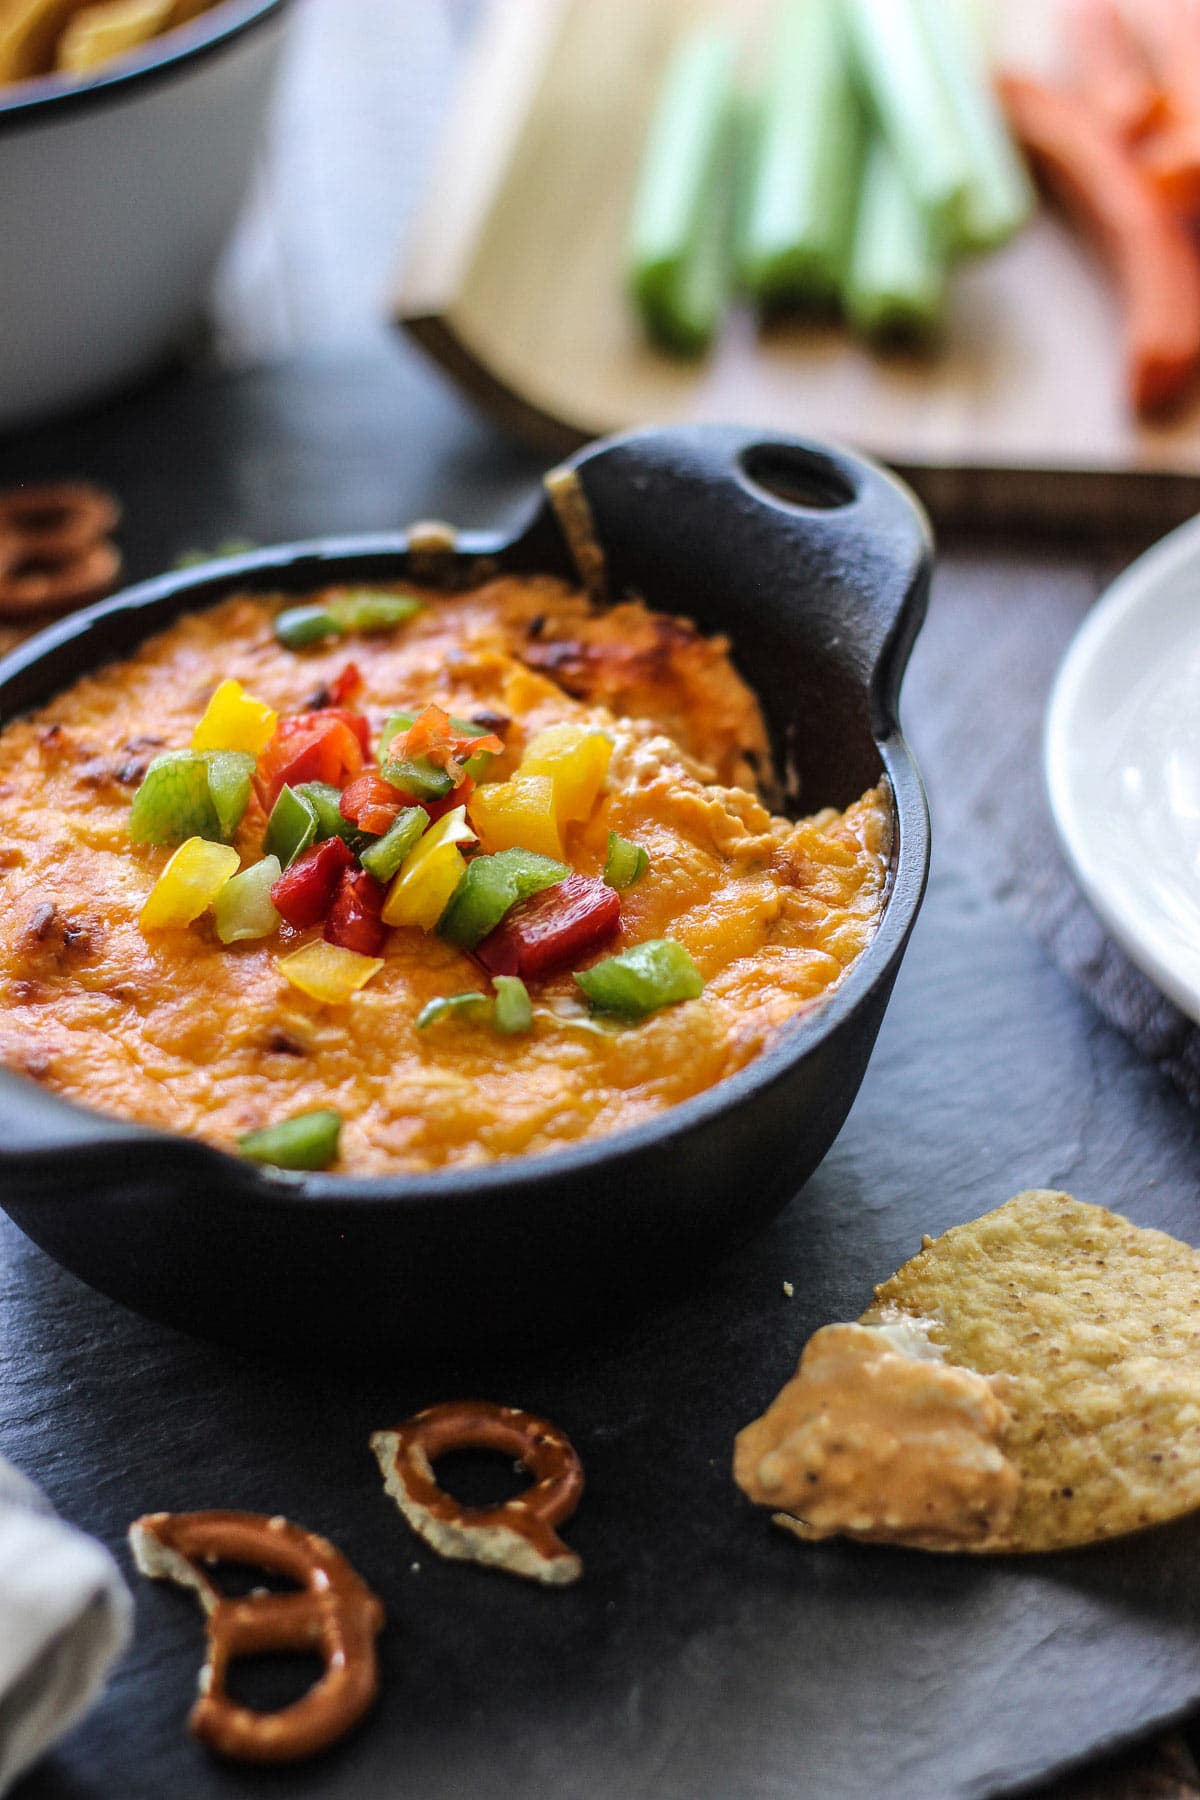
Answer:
[3, 345, 1200, 1800]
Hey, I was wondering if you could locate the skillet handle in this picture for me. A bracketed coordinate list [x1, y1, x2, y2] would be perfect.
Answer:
[0, 1069, 255, 1198]
[552, 425, 932, 736]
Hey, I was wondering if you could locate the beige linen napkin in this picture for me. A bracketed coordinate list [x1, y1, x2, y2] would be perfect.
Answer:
[0, 1457, 131, 1795]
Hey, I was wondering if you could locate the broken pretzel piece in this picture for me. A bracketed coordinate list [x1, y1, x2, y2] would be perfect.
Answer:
[129, 1509, 384, 1763]
[371, 1400, 584, 1586]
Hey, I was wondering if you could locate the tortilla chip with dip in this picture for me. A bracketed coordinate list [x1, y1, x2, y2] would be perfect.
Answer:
[735, 1190, 1200, 1553]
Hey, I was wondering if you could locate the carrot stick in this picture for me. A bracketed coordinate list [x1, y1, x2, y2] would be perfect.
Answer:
[1065, 0, 1167, 141]
[1123, 0, 1200, 215]
[1137, 120, 1200, 217]
[1122, 0, 1200, 119]
[999, 72, 1200, 414]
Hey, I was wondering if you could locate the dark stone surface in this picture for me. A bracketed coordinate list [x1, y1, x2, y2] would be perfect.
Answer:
[0, 334, 547, 565]
[4, 345, 1200, 1798]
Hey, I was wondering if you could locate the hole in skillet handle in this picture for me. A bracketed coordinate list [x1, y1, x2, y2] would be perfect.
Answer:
[727, 435, 931, 743]
[736, 443, 857, 514]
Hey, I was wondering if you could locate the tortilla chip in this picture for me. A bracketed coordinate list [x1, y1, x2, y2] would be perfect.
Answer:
[736, 1190, 1200, 1553]
[0, 0, 210, 81]
[735, 1316, 1020, 1551]
[0, 0, 89, 81]
[56, 0, 174, 73]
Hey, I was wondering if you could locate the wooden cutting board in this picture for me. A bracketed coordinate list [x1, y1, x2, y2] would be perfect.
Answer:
[394, 0, 1200, 528]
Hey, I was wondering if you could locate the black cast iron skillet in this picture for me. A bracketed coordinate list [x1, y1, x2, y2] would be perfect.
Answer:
[0, 426, 931, 1355]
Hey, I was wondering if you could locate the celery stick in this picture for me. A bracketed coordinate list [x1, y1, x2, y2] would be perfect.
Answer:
[843, 135, 947, 340]
[913, 0, 1033, 253]
[843, 0, 973, 242]
[666, 115, 736, 353]
[627, 25, 738, 356]
[739, 0, 864, 305]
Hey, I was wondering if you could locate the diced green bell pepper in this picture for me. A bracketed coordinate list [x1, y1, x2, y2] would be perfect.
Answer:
[377, 710, 415, 761]
[272, 604, 340, 650]
[574, 937, 704, 1019]
[205, 752, 256, 841]
[415, 992, 491, 1031]
[415, 980, 534, 1037]
[328, 590, 423, 632]
[273, 591, 424, 650]
[492, 975, 533, 1036]
[214, 855, 282, 944]
[264, 785, 319, 868]
[463, 744, 497, 782]
[130, 752, 211, 846]
[359, 807, 428, 883]
[293, 780, 363, 847]
[129, 750, 255, 847]
[238, 1107, 342, 1171]
[603, 831, 650, 891]
[438, 849, 569, 950]
[381, 753, 456, 802]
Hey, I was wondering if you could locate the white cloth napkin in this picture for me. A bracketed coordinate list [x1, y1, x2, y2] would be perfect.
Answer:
[0, 1457, 131, 1795]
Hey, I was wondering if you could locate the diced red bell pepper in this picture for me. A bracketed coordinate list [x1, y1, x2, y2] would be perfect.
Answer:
[422, 774, 475, 823]
[321, 706, 371, 755]
[327, 663, 363, 707]
[340, 769, 476, 834]
[270, 836, 354, 929]
[324, 866, 387, 956]
[254, 712, 368, 813]
[475, 872, 620, 981]
[340, 770, 406, 836]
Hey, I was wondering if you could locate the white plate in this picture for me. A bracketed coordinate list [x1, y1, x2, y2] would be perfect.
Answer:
[1046, 513, 1200, 1025]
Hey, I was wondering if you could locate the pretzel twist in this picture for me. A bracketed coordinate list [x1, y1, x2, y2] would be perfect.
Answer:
[370, 1400, 584, 1585]
[129, 1510, 384, 1763]
[0, 481, 121, 618]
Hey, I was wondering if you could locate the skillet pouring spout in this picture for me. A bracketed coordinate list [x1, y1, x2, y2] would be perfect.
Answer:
[0, 426, 931, 1355]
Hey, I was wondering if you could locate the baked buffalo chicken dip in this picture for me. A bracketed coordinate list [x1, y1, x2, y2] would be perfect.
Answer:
[0, 577, 892, 1173]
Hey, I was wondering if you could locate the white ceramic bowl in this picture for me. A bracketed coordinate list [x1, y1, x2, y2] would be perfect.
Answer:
[1046, 512, 1200, 1024]
[0, 0, 289, 430]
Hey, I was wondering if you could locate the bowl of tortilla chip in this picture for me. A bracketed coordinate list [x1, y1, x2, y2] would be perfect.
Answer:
[0, 0, 290, 429]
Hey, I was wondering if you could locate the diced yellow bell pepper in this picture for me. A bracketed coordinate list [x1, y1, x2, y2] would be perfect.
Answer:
[519, 725, 612, 824]
[277, 940, 383, 1004]
[140, 838, 240, 931]
[191, 677, 278, 756]
[381, 804, 476, 931]
[468, 774, 563, 859]
[383, 843, 467, 931]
